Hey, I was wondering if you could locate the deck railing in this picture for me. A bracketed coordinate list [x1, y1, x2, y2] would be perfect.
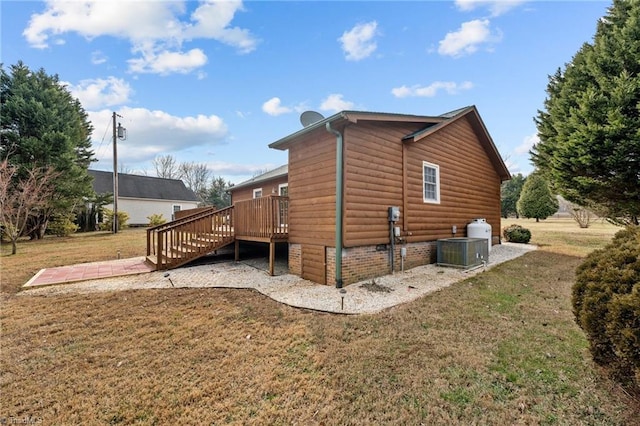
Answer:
[234, 195, 289, 240]
[146, 205, 234, 269]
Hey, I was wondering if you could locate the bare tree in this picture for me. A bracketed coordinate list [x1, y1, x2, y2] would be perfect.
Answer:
[152, 154, 180, 179]
[559, 196, 595, 228]
[179, 162, 210, 204]
[0, 160, 59, 254]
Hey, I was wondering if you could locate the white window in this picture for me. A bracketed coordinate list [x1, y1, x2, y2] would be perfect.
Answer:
[279, 183, 288, 196]
[423, 161, 440, 204]
[172, 204, 181, 220]
[253, 188, 263, 199]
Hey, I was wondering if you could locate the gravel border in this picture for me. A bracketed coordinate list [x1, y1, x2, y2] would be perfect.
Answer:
[21, 242, 537, 314]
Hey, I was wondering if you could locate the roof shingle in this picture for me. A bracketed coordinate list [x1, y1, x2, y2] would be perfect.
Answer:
[88, 170, 199, 202]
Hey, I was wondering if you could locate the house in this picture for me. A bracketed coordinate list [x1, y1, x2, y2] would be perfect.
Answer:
[230, 164, 288, 203]
[265, 105, 510, 286]
[148, 106, 510, 287]
[89, 170, 200, 226]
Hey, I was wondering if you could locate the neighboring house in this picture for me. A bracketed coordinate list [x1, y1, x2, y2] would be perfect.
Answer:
[265, 106, 510, 286]
[230, 164, 288, 203]
[89, 170, 200, 226]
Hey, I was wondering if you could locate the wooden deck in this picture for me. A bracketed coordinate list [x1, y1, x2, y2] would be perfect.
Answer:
[146, 196, 288, 275]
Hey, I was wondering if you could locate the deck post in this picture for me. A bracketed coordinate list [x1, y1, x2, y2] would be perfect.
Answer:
[157, 231, 163, 270]
[235, 239, 240, 262]
[269, 241, 275, 276]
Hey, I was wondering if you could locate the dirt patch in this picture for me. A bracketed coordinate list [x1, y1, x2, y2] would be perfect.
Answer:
[359, 279, 394, 293]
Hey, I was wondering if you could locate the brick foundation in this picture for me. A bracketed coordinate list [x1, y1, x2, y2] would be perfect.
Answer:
[288, 243, 302, 276]
[289, 241, 437, 286]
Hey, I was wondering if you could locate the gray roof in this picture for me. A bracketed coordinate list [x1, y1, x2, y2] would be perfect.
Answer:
[89, 170, 199, 202]
[231, 164, 288, 191]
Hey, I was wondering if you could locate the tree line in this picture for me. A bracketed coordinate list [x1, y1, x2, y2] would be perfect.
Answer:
[151, 154, 233, 209]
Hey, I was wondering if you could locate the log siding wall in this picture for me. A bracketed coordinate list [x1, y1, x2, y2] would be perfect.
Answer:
[404, 116, 502, 243]
[342, 117, 501, 248]
[287, 131, 337, 247]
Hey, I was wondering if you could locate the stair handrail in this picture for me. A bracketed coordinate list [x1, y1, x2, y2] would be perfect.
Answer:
[146, 205, 234, 259]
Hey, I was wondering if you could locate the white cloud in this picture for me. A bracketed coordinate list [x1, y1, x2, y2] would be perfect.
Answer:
[184, 0, 257, 54]
[262, 97, 292, 116]
[23, 0, 257, 75]
[128, 48, 207, 75]
[89, 107, 228, 166]
[438, 19, 501, 57]
[320, 94, 354, 112]
[391, 81, 473, 98]
[91, 50, 107, 65]
[503, 157, 521, 175]
[515, 133, 539, 155]
[65, 77, 132, 110]
[339, 21, 379, 61]
[455, 0, 527, 17]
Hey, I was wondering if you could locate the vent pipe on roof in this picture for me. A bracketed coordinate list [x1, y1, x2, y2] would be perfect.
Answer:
[326, 122, 344, 288]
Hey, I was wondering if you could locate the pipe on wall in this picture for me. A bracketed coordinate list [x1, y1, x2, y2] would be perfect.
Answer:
[326, 122, 344, 288]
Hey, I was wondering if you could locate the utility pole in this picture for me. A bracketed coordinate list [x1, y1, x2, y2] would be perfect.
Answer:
[112, 112, 126, 233]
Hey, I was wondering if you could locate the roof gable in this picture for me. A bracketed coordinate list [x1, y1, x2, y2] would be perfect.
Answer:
[89, 170, 199, 202]
[402, 106, 510, 181]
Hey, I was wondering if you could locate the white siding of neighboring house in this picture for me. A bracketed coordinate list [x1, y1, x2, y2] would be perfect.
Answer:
[105, 197, 199, 226]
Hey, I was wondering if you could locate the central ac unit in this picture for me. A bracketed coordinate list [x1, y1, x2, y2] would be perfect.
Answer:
[437, 237, 488, 269]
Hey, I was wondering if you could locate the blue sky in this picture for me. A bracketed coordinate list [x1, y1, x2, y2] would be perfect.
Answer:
[2, 0, 610, 184]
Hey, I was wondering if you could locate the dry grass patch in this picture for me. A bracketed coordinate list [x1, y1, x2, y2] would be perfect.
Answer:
[1, 229, 147, 294]
[1, 252, 637, 424]
[1, 289, 334, 424]
[1, 217, 637, 423]
[502, 217, 620, 257]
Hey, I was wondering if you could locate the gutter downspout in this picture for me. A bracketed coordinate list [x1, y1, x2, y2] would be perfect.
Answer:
[326, 122, 344, 288]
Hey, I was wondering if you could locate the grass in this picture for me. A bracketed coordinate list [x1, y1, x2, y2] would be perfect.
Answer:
[1, 218, 638, 424]
[1, 228, 147, 294]
[503, 216, 621, 257]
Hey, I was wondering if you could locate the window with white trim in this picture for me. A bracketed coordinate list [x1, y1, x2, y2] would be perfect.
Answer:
[172, 204, 181, 220]
[279, 183, 288, 196]
[423, 161, 440, 204]
[253, 188, 263, 199]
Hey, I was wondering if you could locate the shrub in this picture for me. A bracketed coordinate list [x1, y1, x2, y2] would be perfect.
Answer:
[502, 224, 531, 244]
[47, 213, 78, 237]
[147, 213, 166, 227]
[100, 209, 129, 231]
[573, 226, 640, 390]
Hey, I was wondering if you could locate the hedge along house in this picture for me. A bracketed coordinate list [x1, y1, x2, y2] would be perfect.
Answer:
[89, 170, 200, 226]
[268, 106, 511, 287]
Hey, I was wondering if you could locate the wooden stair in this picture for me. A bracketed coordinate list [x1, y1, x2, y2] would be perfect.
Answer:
[145, 206, 235, 270]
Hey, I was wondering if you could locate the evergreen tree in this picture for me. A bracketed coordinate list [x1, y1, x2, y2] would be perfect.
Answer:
[532, 0, 640, 225]
[0, 62, 95, 237]
[517, 173, 558, 222]
[501, 173, 526, 218]
[206, 176, 233, 208]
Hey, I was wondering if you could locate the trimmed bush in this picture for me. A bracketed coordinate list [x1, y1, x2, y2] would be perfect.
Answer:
[47, 213, 78, 237]
[502, 224, 531, 244]
[147, 213, 166, 227]
[100, 209, 129, 231]
[573, 226, 640, 390]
